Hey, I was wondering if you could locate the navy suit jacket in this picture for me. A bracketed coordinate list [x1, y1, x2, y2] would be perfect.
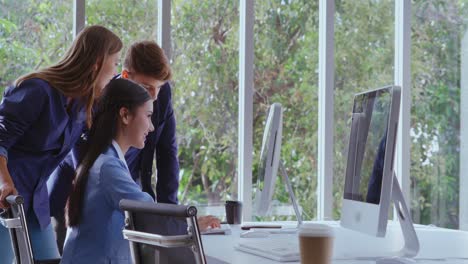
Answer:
[48, 82, 180, 217]
[0, 78, 86, 228]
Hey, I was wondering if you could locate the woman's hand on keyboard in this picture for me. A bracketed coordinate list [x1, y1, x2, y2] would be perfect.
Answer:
[198, 215, 221, 231]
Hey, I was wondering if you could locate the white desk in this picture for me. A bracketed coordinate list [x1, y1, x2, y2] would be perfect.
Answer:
[202, 221, 468, 264]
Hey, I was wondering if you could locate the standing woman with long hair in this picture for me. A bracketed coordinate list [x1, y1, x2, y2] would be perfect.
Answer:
[0, 25, 122, 261]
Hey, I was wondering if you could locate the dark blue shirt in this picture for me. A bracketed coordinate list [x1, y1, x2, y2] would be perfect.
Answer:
[0, 78, 86, 228]
[48, 82, 180, 217]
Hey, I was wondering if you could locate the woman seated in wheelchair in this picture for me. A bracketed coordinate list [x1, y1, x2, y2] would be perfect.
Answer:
[61, 78, 220, 263]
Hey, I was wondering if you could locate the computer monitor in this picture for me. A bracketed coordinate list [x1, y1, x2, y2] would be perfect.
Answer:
[340, 85, 419, 261]
[253, 103, 302, 226]
[254, 103, 282, 216]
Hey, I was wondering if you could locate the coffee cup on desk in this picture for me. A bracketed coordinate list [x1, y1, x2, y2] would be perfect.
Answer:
[298, 223, 334, 264]
[225, 200, 242, 224]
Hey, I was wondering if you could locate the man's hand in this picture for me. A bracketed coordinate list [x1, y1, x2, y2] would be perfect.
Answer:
[197, 215, 221, 232]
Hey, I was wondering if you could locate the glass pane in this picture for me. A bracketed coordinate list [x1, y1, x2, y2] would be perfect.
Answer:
[410, 1, 466, 229]
[86, 0, 158, 66]
[172, 1, 239, 206]
[333, 0, 395, 219]
[0, 0, 73, 90]
[252, 0, 319, 221]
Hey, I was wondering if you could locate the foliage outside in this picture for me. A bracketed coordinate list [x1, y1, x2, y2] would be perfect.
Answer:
[0, 0, 464, 228]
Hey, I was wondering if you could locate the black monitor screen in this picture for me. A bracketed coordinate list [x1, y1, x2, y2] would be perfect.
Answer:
[343, 88, 392, 204]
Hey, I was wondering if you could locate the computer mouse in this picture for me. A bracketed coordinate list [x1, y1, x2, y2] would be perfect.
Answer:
[240, 230, 270, 238]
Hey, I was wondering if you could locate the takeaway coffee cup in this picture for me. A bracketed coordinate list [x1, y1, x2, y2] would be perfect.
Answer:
[225, 200, 242, 224]
[298, 223, 334, 264]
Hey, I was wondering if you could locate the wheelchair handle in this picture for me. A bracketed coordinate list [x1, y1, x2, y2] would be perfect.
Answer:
[6, 195, 24, 206]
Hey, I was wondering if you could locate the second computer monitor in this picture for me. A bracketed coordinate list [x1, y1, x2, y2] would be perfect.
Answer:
[254, 103, 283, 216]
[341, 85, 401, 237]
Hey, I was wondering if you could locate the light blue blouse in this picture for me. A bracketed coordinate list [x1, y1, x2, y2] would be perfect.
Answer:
[61, 142, 153, 264]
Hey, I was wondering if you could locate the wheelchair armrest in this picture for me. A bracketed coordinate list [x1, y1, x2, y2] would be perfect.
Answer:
[123, 229, 193, 248]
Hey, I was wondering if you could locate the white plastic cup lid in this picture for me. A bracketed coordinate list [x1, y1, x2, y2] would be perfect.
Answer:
[298, 223, 334, 237]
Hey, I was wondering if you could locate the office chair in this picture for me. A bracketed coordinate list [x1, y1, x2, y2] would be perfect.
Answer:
[0, 195, 60, 264]
[120, 199, 207, 264]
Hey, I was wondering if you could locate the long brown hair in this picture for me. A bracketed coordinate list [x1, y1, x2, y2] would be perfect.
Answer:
[66, 78, 151, 226]
[15, 25, 123, 128]
[123, 40, 172, 81]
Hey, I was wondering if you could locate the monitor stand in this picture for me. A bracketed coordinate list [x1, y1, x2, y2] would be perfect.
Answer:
[377, 172, 419, 264]
[278, 159, 303, 229]
[248, 160, 302, 234]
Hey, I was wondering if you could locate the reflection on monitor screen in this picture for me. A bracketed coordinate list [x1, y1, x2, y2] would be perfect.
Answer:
[344, 89, 392, 205]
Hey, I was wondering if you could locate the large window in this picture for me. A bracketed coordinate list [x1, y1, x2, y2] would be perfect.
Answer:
[0, 0, 73, 89]
[252, 0, 319, 221]
[333, 0, 395, 219]
[171, 1, 239, 206]
[3, 0, 466, 229]
[410, 1, 467, 229]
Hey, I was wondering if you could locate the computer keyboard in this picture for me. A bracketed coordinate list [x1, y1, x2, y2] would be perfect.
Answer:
[252, 227, 298, 234]
[235, 238, 300, 262]
[201, 224, 232, 235]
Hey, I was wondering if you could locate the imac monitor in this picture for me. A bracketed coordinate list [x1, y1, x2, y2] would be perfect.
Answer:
[252, 103, 302, 227]
[254, 103, 283, 216]
[340, 86, 400, 237]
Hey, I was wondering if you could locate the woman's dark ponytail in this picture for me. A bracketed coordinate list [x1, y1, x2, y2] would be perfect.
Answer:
[66, 78, 151, 226]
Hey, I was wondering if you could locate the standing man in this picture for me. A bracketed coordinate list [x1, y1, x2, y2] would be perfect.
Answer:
[121, 40, 179, 204]
[47, 40, 180, 252]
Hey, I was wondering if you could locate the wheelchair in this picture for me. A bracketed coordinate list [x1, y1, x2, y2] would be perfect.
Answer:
[0, 195, 60, 264]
